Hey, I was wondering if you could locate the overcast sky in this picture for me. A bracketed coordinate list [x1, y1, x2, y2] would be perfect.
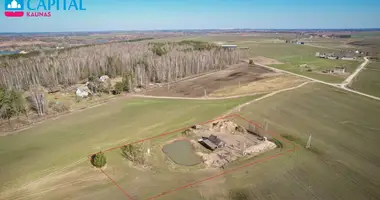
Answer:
[1, 0, 380, 32]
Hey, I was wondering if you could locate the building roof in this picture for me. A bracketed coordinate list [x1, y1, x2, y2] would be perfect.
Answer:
[199, 139, 217, 150]
[209, 134, 223, 145]
[221, 45, 237, 48]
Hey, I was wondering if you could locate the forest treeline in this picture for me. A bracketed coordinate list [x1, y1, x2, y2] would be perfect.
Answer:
[0, 40, 246, 91]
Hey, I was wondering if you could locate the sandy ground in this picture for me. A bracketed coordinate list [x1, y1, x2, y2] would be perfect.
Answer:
[143, 63, 275, 97]
[250, 56, 284, 65]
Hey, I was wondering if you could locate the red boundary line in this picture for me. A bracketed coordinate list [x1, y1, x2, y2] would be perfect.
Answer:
[89, 113, 300, 200]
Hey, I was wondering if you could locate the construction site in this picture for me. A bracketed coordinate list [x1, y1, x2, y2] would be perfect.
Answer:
[179, 119, 277, 168]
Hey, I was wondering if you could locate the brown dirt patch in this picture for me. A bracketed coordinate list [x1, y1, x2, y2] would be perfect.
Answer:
[143, 63, 275, 97]
[209, 75, 306, 97]
[250, 56, 284, 65]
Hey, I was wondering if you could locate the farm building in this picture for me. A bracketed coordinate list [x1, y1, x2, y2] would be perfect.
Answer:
[316, 51, 357, 60]
[221, 44, 237, 49]
[333, 67, 346, 74]
[208, 134, 226, 148]
[322, 67, 347, 74]
[198, 134, 225, 151]
[198, 138, 217, 150]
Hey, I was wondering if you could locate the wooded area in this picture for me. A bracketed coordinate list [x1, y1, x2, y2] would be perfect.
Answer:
[0, 41, 246, 91]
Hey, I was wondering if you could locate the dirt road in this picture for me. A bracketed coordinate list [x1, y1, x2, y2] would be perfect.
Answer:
[223, 81, 310, 116]
[341, 57, 369, 87]
[252, 58, 380, 101]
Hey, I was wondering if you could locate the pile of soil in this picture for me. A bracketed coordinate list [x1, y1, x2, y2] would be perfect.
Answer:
[209, 119, 246, 134]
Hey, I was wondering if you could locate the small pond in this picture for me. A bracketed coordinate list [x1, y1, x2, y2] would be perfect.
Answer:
[0, 50, 19, 55]
[162, 139, 202, 166]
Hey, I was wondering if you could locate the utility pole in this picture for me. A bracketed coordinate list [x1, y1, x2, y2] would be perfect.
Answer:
[306, 134, 312, 149]
[263, 120, 269, 137]
[264, 120, 269, 132]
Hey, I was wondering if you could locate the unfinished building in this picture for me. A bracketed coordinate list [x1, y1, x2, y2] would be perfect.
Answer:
[191, 119, 277, 168]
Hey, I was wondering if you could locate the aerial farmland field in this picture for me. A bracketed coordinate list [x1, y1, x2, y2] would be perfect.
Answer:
[0, 96, 263, 200]
[233, 83, 380, 200]
[1, 30, 380, 200]
[350, 62, 380, 98]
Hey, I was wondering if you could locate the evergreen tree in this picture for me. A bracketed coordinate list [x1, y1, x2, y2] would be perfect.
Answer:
[92, 151, 107, 168]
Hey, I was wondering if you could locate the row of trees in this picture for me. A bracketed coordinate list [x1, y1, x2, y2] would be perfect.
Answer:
[0, 41, 246, 91]
[0, 86, 54, 126]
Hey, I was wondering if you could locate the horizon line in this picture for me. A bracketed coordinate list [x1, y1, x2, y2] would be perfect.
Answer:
[1, 28, 380, 34]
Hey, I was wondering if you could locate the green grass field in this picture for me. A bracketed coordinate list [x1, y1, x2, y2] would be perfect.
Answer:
[351, 31, 380, 38]
[350, 62, 380, 97]
[225, 83, 380, 200]
[94, 83, 380, 200]
[2, 82, 380, 200]
[245, 43, 361, 83]
[0, 95, 261, 199]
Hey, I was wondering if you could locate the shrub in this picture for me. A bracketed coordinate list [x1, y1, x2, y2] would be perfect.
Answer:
[51, 102, 70, 113]
[114, 81, 125, 94]
[91, 152, 107, 168]
[269, 138, 283, 149]
[249, 59, 254, 64]
[235, 125, 246, 133]
[113, 73, 134, 94]
[0, 88, 27, 125]
[182, 128, 193, 136]
[121, 144, 145, 165]
[48, 100, 55, 108]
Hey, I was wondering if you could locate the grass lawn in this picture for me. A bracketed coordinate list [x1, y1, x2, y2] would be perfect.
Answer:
[225, 83, 380, 200]
[350, 62, 380, 98]
[0, 95, 261, 195]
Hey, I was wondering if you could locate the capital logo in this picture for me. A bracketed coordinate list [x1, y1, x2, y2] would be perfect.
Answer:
[4, 0, 24, 17]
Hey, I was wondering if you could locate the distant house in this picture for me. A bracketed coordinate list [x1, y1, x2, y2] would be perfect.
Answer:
[322, 67, 347, 74]
[333, 67, 346, 74]
[221, 44, 237, 49]
[316, 51, 357, 60]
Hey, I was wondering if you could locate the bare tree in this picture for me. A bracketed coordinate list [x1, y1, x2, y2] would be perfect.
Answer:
[26, 85, 47, 116]
[0, 41, 246, 92]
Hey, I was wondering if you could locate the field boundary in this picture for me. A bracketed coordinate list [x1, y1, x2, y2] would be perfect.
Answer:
[88, 114, 300, 200]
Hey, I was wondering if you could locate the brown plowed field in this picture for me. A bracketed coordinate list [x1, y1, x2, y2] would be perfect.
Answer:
[143, 63, 277, 97]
